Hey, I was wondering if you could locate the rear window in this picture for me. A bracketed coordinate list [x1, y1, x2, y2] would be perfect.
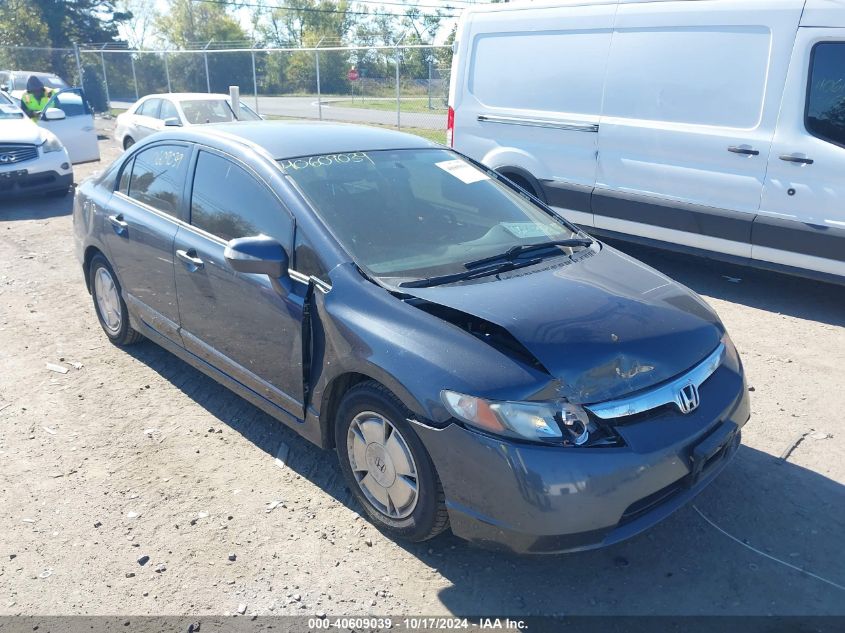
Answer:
[126, 145, 190, 217]
[806, 42, 845, 148]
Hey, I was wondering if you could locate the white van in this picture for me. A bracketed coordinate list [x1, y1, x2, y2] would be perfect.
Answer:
[449, 0, 845, 284]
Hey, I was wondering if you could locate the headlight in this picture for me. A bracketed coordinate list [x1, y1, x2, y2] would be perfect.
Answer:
[40, 133, 64, 154]
[441, 390, 593, 445]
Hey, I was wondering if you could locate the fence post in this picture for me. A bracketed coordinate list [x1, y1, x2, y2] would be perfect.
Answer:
[204, 40, 213, 93]
[73, 43, 83, 89]
[100, 44, 111, 111]
[164, 52, 171, 93]
[427, 51, 433, 110]
[251, 50, 259, 113]
[131, 53, 139, 101]
[315, 37, 324, 121]
[395, 46, 401, 129]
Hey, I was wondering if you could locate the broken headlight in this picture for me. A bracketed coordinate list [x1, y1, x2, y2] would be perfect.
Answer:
[441, 390, 595, 445]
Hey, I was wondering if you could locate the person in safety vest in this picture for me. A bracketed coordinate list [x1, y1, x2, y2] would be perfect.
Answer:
[21, 76, 55, 122]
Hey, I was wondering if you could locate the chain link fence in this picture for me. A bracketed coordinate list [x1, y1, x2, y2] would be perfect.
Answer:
[1, 44, 451, 143]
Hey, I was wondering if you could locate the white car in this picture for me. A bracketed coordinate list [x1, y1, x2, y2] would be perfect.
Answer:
[0, 91, 74, 197]
[0, 70, 70, 103]
[450, 0, 845, 285]
[114, 93, 262, 149]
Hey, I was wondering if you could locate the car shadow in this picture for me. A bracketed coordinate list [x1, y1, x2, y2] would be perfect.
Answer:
[0, 186, 75, 220]
[126, 339, 845, 616]
[603, 239, 845, 328]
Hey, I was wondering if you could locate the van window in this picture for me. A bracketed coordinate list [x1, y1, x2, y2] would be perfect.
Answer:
[806, 42, 845, 148]
[127, 145, 190, 216]
[603, 27, 771, 128]
[469, 30, 612, 115]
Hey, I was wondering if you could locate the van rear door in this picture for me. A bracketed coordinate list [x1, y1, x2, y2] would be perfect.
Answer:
[594, 0, 803, 259]
[755, 28, 845, 281]
[452, 4, 616, 227]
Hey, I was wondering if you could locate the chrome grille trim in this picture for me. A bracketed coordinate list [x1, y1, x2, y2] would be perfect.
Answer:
[0, 144, 39, 165]
[585, 343, 726, 420]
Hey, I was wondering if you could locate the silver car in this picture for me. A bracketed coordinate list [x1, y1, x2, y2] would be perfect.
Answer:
[114, 93, 262, 149]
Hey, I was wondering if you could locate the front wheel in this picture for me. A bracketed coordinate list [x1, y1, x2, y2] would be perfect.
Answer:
[335, 382, 448, 542]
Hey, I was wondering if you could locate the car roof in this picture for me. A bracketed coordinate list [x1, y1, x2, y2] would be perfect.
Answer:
[143, 93, 237, 101]
[179, 121, 438, 160]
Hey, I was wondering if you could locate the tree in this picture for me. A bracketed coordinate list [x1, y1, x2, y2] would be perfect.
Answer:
[0, 0, 51, 72]
[156, 0, 251, 93]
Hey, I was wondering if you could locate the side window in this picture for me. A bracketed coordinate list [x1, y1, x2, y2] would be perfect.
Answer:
[806, 42, 845, 148]
[127, 145, 190, 216]
[49, 89, 91, 117]
[294, 230, 329, 280]
[118, 157, 133, 194]
[138, 99, 161, 118]
[159, 100, 179, 121]
[190, 151, 292, 246]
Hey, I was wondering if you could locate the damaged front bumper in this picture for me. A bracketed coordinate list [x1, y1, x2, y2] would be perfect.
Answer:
[412, 359, 750, 554]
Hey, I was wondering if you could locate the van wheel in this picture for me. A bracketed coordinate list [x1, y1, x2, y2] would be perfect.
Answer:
[505, 173, 538, 198]
[89, 254, 143, 346]
[335, 381, 449, 542]
[123, 136, 135, 150]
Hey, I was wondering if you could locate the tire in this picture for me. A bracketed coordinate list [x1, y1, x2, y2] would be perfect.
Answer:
[89, 254, 143, 346]
[335, 381, 449, 542]
[123, 136, 135, 150]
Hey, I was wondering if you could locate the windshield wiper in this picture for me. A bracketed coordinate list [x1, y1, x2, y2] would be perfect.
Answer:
[464, 238, 593, 270]
[399, 257, 543, 288]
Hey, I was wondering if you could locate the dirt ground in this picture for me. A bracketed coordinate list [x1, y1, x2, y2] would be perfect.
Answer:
[1, 123, 843, 618]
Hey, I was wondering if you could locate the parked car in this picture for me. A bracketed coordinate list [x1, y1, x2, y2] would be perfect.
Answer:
[0, 70, 70, 103]
[449, 0, 845, 285]
[0, 90, 74, 197]
[114, 93, 262, 149]
[73, 122, 749, 553]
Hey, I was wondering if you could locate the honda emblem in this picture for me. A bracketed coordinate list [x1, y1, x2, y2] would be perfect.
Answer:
[676, 382, 700, 414]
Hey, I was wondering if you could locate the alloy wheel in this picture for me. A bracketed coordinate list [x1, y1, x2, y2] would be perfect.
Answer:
[94, 267, 122, 334]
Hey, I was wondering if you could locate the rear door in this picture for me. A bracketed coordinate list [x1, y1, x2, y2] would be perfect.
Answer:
[755, 30, 845, 279]
[38, 88, 100, 164]
[133, 98, 164, 141]
[453, 4, 616, 227]
[173, 148, 305, 419]
[594, 0, 804, 258]
[101, 143, 192, 344]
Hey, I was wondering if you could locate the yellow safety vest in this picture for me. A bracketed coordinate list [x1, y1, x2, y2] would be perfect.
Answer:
[21, 90, 54, 121]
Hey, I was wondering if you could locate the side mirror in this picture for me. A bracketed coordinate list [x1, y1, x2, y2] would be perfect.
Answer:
[224, 235, 289, 279]
[164, 117, 182, 127]
[43, 107, 66, 121]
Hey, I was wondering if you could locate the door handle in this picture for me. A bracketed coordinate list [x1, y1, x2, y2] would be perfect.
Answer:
[728, 146, 760, 156]
[779, 154, 814, 165]
[176, 248, 204, 270]
[107, 214, 128, 235]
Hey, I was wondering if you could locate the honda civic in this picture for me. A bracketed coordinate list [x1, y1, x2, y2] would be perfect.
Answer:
[73, 122, 749, 553]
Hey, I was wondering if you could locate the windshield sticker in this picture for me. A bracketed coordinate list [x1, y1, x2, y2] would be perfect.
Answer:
[501, 222, 555, 239]
[434, 159, 489, 184]
[280, 152, 374, 172]
[0, 104, 21, 115]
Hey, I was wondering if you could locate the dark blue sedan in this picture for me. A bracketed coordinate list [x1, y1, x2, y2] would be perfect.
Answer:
[73, 122, 750, 553]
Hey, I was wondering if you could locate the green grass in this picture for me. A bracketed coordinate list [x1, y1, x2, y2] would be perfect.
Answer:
[263, 114, 447, 145]
[329, 97, 447, 113]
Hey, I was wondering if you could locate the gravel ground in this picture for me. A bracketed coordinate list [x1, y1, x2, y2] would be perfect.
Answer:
[0, 123, 843, 617]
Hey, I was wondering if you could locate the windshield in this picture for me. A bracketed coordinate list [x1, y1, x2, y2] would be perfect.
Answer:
[0, 103, 24, 120]
[180, 99, 262, 124]
[13, 74, 68, 91]
[281, 148, 584, 280]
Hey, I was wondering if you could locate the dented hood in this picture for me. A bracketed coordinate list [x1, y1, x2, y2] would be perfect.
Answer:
[400, 246, 723, 404]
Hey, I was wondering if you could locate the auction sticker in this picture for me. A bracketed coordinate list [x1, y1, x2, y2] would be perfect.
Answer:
[435, 159, 489, 184]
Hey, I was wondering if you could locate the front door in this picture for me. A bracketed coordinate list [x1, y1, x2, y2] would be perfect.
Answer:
[101, 142, 191, 344]
[755, 29, 845, 279]
[39, 88, 100, 164]
[173, 148, 305, 419]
